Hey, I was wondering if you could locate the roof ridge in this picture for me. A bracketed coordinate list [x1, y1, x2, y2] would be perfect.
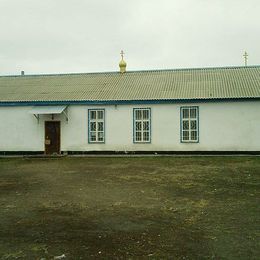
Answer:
[0, 65, 260, 78]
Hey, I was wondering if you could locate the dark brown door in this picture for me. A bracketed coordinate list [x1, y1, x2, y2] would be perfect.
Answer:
[45, 121, 60, 155]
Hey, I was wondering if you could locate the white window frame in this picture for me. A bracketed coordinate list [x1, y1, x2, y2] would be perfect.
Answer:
[133, 108, 151, 143]
[180, 106, 199, 143]
[88, 109, 105, 143]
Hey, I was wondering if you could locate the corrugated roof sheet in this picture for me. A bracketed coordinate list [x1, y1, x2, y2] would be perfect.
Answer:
[0, 66, 260, 103]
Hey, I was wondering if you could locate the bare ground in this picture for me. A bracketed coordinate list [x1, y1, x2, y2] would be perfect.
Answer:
[0, 156, 259, 259]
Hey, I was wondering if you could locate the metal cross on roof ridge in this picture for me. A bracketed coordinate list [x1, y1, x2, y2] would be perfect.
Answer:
[120, 50, 125, 59]
[243, 51, 248, 67]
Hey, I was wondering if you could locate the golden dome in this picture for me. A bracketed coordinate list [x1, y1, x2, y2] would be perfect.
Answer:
[119, 50, 127, 73]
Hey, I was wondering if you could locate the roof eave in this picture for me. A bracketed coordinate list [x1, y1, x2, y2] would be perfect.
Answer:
[0, 97, 259, 106]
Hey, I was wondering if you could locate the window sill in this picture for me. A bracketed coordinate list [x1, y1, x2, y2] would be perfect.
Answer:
[181, 141, 199, 143]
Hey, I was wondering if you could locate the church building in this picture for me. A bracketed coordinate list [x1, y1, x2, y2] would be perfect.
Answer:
[0, 54, 259, 155]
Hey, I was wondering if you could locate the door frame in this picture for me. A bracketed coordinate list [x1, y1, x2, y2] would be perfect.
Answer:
[44, 121, 61, 155]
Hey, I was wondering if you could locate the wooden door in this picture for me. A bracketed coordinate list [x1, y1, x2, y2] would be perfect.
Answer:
[45, 121, 60, 155]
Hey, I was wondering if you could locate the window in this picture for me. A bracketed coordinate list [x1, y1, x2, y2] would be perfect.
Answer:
[181, 106, 199, 142]
[88, 109, 105, 143]
[133, 108, 151, 143]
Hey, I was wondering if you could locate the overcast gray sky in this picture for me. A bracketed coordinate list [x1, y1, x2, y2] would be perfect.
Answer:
[0, 0, 259, 75]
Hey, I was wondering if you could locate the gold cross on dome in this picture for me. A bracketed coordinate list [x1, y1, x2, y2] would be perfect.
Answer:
[120, 50, 125, 59]
[243, 51, 248, 67]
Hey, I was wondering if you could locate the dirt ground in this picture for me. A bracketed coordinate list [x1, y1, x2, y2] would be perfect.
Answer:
[0, 156, 259, 259]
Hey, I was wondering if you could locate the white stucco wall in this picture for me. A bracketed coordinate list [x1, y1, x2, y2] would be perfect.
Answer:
[0, 101, 259, 152]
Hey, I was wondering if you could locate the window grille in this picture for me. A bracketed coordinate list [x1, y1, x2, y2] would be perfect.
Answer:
[181, 107, 199, 142]
[88, 109, 105, 143]
[133, 108, 151, 143]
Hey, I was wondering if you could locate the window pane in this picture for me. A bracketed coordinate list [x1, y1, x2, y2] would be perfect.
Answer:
[182, 108, 189, 119]
[90, 122, 96, 131]
[143, 121, 149, 131]
[98, 122, 103, 131]
[143, 109, 149, 120]
[182, 131, 189, 141]
[191, 131, 197, 141]
[190, 108, 197, 118]
[90, 132, 96, 141]
[90, 111, 96, 120]
[183, 120, 189, 130]
[98, 132, 104, 141]
[135, 110, 142, 120]
[190, 120, 197, 130]
[143, 131, 150, 141]
[135, 121, 142, 131]
[97, 110, 103, 119]
[136, 131, 141, 141]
